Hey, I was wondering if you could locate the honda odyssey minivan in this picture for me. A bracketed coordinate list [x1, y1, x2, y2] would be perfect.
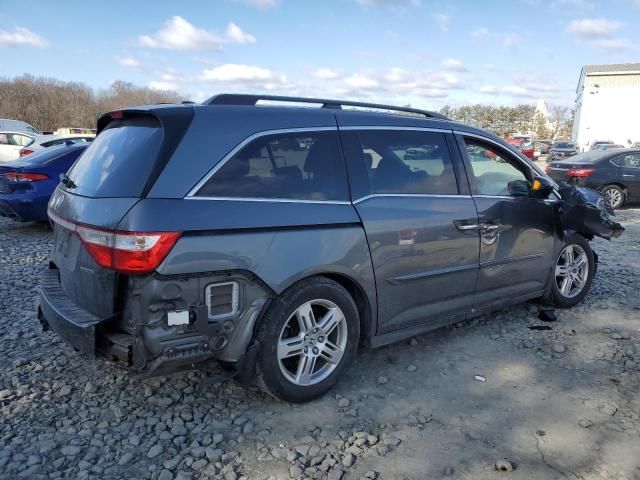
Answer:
[39, 94, 617, 402]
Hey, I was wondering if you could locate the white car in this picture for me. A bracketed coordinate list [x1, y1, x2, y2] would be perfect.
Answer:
[19, 134, 95, 157]
[0, 131, 35, 162]
[0, 119, 40, 135]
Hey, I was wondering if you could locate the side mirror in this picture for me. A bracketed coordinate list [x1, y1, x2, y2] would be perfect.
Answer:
[507, 179, 531, 197]
[530, 176, 555, 199]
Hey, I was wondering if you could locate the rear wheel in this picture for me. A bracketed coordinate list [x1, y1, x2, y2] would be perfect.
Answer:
[547, 235, 595, 308]
[602, 184, 625, 209]
[254, 277, 359, 403]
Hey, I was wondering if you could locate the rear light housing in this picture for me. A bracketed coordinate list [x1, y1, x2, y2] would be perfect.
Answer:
[19, 148, 34, 157]
[49, 211, 180, 274]
[4, 172, 48, 182]
[567, 167, 596, 178]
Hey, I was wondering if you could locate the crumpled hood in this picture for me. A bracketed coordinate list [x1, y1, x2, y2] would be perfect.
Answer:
[557, 184, 625, 240]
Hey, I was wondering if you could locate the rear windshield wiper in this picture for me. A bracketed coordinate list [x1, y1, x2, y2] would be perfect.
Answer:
[60, 173, 77, 189]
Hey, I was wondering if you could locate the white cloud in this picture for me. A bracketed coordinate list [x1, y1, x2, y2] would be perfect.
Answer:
[139, 17, 256, 50]
[201, 64, 273, 82]
[199, 64, 291, 91]
[592, 38, 633, 52]
[343, 73, 380, 89]
[313, 68, 342, 79]
[0, 26, 47, 48]
[140, 16, 223, 50]
[484, 63, 496, 71]
[442, 58, 467, 72]
[433, 13, 450, 32]
[118, 57, 143, 69]
[566, 18, 622, 37]
[479, 85, 497, 94]
[225, 22, 256, 44]
[503, 85, 530, 96]
[385, 67, 409, 82]
[237, 0, 279, 8]
[471, 27, 489, 39]
[148, 81, 178, 91]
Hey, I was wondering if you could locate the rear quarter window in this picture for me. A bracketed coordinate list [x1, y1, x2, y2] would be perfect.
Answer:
[65, 117, 162, 197]
[195, 131, 349, 201]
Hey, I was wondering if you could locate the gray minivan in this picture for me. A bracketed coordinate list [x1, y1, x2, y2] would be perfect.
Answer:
[39, 95, 611, 402]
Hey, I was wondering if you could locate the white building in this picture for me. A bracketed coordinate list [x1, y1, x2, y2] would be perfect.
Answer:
[572, 63, 640, 151]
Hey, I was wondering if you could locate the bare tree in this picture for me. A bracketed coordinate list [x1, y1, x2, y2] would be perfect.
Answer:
[0, 75, 183, 132]
[548, 105, 571, 140]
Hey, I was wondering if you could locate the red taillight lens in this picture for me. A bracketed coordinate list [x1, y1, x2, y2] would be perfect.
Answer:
[19, 149, 34, 157]
[49, 212, 180, 274]
[544, 165, 551, 174]
[567, 167, 595, 178]
[4, 172, 48, 182]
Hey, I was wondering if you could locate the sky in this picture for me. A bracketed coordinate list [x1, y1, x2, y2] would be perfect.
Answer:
[2, 0, 640, 110]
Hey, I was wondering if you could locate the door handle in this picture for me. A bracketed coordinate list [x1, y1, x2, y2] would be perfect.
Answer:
[481, 224, 500, 232]
[622, 174, 634, 177]
[455, 224, 480, 231]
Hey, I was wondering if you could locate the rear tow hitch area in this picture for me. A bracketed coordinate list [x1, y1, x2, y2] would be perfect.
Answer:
[557, 184, 625, 240]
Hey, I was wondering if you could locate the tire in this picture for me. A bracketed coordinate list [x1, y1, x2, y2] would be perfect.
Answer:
[547, 235, 595, 308]
[254, 277, 360, 403]
[602, 184, 625, 209]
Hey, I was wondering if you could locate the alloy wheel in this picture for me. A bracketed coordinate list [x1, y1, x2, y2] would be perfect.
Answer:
[604, 187, 623, 209]
[277, 299, 348, 386]
[555, 244, 589, 299]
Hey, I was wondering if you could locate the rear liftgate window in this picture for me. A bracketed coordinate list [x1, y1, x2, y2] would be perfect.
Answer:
[196, 131, 349, 201]
[65, 116, 162, 197]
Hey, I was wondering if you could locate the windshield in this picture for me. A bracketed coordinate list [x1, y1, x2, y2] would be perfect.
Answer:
[65, 117, 162, 197]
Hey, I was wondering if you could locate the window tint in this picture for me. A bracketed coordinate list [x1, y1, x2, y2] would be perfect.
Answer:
[621, 153, 640, 168]
[196, 131, 348, 201]
[0, 133, 9, 145]
[465, 139, 531, 197]
[66, 117, 162, 197]
[346, 130, 458, 195]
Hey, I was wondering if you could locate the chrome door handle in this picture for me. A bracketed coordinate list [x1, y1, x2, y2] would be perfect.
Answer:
[480, 224, 500, 231]
[456, 224, 480, 231]
[622, 174, 634, 177]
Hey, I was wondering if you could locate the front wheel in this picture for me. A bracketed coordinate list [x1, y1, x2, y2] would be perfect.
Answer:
[254, 277, 360, 403]
[547, 235, 595, 308]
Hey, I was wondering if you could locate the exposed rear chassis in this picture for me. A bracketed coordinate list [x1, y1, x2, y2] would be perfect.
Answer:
[38, 266, 273, 377]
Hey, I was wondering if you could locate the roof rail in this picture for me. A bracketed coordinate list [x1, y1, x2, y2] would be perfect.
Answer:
[203, 94, 448, 120]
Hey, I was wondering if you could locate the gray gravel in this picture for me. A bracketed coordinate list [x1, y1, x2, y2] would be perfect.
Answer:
[1, 210, 640, 479]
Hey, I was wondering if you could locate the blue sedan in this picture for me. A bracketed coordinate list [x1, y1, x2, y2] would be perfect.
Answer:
[0, 144, 87, 222]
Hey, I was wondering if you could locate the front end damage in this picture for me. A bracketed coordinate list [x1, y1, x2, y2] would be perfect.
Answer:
[556, 184, 625, 240]
[39, 267, 273, 376]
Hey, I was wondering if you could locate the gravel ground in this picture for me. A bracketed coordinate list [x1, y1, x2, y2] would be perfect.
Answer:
[1, 210, 639, 480]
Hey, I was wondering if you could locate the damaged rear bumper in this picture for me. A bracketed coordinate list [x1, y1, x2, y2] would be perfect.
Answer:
[38, 266, 272, 376]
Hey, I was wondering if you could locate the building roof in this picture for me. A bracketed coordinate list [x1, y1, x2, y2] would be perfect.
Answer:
[583, 63, 640, 75]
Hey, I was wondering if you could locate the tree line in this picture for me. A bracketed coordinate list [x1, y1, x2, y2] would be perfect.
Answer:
[0, 75, 183, 132]
[438, 103, 573, 140]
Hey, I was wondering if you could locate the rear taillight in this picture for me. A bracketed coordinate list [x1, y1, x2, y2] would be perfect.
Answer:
[4, 172, 48, 182]
[49, 212, 180, 274]
[567, 167, 595, 178]
[19, 149, 34, 157]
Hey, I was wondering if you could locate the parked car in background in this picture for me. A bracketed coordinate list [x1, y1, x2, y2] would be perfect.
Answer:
[0, 144, 87, 221]
[589, 140, 614, 151]
[0, 119, 40, 135]
[38, 94, 622, 402]
[0, 131, 35, 162]
[535, 140, 551, 156]
[19, 134, 95, 157]
[547, 141, 578, 162]
[546, 148, 640, 208]
[594, 143, 624, 151]
[55, 127, 97, 136]
[507, 137, 534, 159]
